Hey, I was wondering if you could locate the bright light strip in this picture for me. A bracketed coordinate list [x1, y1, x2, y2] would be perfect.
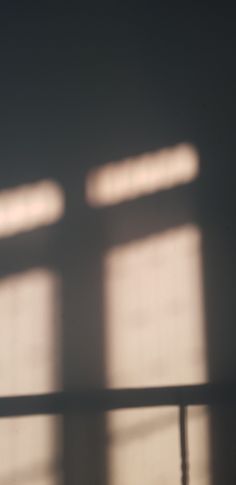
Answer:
[86, 144, 199, 207]
[0, 180, 64, 238]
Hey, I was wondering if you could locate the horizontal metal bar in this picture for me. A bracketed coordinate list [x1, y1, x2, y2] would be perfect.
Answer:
[0, 383, 235, 418]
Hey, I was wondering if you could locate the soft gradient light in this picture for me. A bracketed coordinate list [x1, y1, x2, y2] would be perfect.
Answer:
[104, 225, 207, 388]
[106, 406, 211, 485]
[0, 268, 62, 484]
[104, 225, 210, 484]
[0, 415, 63, 485]
[106, 407, 180, 485]
[86, 144, 199, 207]
[0, 268, 61, 396]
[0, 180, 64, 238]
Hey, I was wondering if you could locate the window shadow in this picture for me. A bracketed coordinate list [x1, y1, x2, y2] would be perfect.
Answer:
[0, 140, 235, 485]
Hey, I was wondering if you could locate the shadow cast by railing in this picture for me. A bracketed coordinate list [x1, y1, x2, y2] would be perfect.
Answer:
[1, 384, 235, 485]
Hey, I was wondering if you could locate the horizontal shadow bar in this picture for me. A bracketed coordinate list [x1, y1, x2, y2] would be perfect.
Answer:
[0, 384, 236, 417]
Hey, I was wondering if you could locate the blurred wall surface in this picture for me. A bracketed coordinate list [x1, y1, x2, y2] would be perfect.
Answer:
[0, 5, 236, 485]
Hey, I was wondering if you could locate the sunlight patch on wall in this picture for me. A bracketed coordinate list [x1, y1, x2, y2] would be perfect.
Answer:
[86, 144, 199, 207]
[104, 224, 207, 388]
[0, 180, 64, 238]
[0, 415, 63, 485]
[0, 268, 61, 396]
[188, 407, 211, 485]
[106, 406, 211, 485]
[106, 407, 179, 485]
[0, 268, 63, 484]
[104, 225, 210, 484]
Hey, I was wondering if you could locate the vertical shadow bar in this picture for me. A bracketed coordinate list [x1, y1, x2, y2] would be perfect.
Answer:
[179, 405, 189, 485]
[61, 183, 107, 485]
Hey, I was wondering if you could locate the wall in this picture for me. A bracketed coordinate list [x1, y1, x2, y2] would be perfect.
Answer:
[0, 4, 235, 484]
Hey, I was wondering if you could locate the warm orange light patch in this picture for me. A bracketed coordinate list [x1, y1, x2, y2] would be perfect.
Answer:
[0, 415, 63, 485]
[106, 407, 179, 485]
[104, 225, 210, 485]
[106, 406, 211, 485]
[0, 269, 62, 484]
[104, 225, 206, 388]
[188, 406, 211, 485]
[86, 144, 199, 207]
[0, 180, 64, 238]
[0, 268, 61, 396]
